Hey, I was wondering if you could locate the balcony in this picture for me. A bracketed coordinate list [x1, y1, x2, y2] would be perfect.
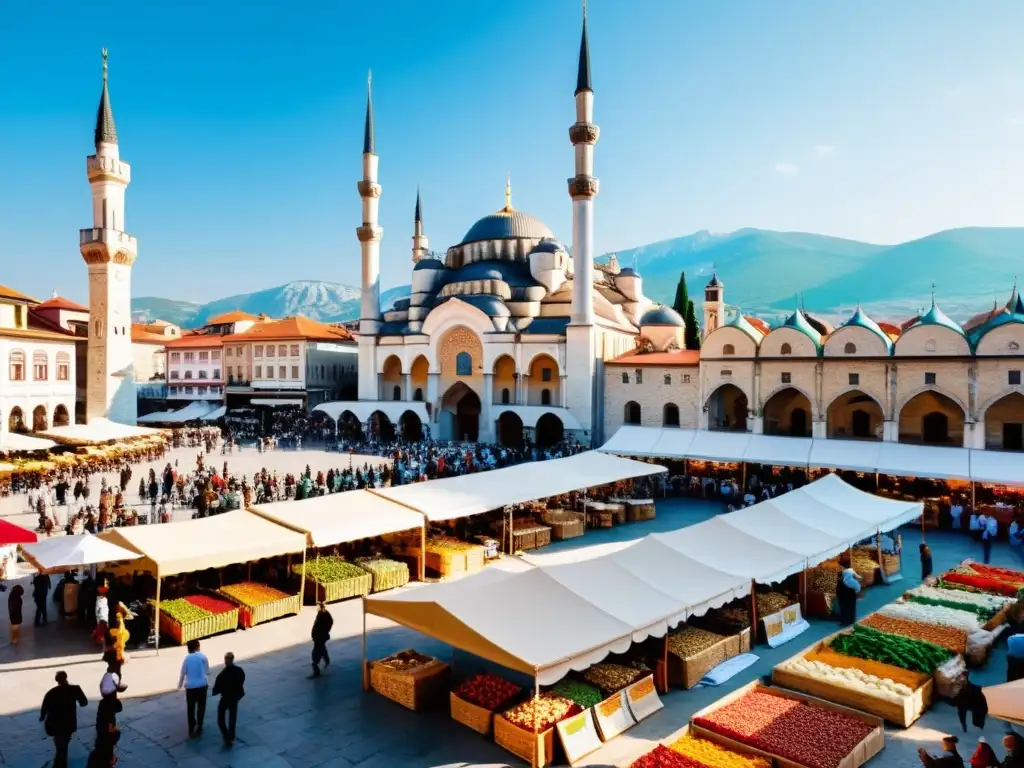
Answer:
[79, 229, 138, 249]
[227, 379, 252, 390]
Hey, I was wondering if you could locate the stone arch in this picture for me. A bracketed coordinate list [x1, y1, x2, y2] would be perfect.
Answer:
[8, 407, 25, 433]
[440, 381, 481, 441]
[527, 353, 559, 406]
[337, 409, 364, 441]
[981, 391, 1024, 450]
[663, 403, 680, 427]
[410, 354, 429, 390]
[368, 410, 395, 442]
[624, 401, 641, 425]
[52, 404, 70, 427]
[32, 404, 48, 432]
[493, 354, 517, 405]
[826, 389, 884, 440]
[762, 387, 812, 437]
[536, 413, 565, 447]
[380, 355, 403, 401]
[897, 388, 967, 446]
[496, 410, 524, 447]
[895, 385, 969, 423]
[399, 410, 423, 442]
[705, 383, 749, 432]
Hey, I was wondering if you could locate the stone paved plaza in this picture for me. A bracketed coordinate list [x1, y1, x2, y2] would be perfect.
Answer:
[1, 478, 1022, 767]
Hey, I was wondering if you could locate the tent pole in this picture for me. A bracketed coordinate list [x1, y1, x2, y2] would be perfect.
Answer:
[300, 546, 307, 605]
[875, 528, 883, 572]
[361, 598, 369, 692]
[154, 572, 161, 655]
[799, 569, 806, 615]
[749, 580, 758, 644]
[532, 678, 540, 768]
[419, 524, 426, 581]
[970, 481, 976, 518]
[741, 462, 747, 495]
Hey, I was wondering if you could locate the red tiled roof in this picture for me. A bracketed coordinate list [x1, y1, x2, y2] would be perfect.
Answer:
[877, 321, 903, 340]
[206, 310, 262, 325]
[0, 284, 37, 304]
[132, 324, 178, 344]
[606, 349, 701, 366]
[744, 316, 771, 335]
[34, 295, 88, 312]
[164, 334, 223, 349]
[0, 326, 78, 343]
[222, 315, 353, 343]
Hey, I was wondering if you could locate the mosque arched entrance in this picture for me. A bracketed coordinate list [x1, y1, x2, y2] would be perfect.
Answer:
[369, 411, 395, 442]
[762, 387, 812, 437]
[440, 382, 481, 442]
[336, 410, 364, 441]
[898, 390, 965, 446]
[535, 413, 565, 448]
[497, 411, 524, 447]
[705, 384, 748, 432]
[399, 410, 423, 442]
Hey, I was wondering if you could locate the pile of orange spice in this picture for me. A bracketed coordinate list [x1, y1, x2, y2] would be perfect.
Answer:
[859, 614, 967, 655]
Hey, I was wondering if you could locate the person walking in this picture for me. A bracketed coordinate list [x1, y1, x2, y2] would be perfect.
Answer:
[178, 639, 210, 737]
[982, 516, 996, 565]
[212, 651, 245, 746]
[310, 601, 333, 677]
[32, 571, 51, 626]
[8, 584, 23, 645]
[88, 681, 123, 768]
[920, 543, 934, 581]
[39, 670, 88, 768]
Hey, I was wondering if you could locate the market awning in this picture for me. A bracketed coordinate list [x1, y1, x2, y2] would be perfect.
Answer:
[250, 490, 425, 548]
[982, 679, 1024, 726]
[373, 451, 666, 521]
[968, 449, 1024, 486]
[799, 473, 923, 531]
[650, 428, 698, 458]
[22, 533, 141, 572]
[0, 432, 58, 452]
[366, 567, 635, 685]
[598, 426, 666, 457]
[313, 401, 430, 423]
[684, 430, 752, 462]
[808, 439, 883, 473]
[251, 398, 304, 407]
[742, 435, 812, 466]
[0, 519, 37, 545]
[98, 510, 306, 576]
[137, 402, 218, 424]
[202, 406, 227, 422]
[38, 418, 161, 445]
[717, 501, 853, 566]
[876, 442, 971, 481]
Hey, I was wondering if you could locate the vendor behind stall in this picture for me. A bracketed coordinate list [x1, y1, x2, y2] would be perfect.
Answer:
[836, 567, 862, 626]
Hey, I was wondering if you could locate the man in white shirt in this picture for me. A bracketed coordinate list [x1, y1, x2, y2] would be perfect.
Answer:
[178, 639, 210, 737]
[983, 515, 999, 564]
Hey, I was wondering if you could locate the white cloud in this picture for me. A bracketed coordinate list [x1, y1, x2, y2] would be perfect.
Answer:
[774, 162, 800, 176]
[814, 144, 837, 158]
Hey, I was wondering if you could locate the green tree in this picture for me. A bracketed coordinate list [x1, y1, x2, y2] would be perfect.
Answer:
[672, 271, 689, 317]
[684, 299, 701, 349]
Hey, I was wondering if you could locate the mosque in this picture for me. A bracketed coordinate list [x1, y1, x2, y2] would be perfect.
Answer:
[317, 6, 667, 446]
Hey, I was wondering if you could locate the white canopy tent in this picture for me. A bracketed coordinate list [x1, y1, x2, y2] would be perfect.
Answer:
[314, 401, 430, 424]
[137, 402, 218, 424]
[373, 451, 666, 521]
[876, 442, 972, 481]
[593, 426, 667, 457]
[39, 419, 161, 445]
[650, 429, 698, 458]
[808, 439, 884, 473]
[982, 679, 1024, 726]
[799, 473, 923, 531]
[968, 449, 1024, 486]
[742, 435, 812, 466]
[21, 533, 142, 573]
[716, 501, 853, 566]
[681, 430, 751, 462]
[0, 433, 58, 452]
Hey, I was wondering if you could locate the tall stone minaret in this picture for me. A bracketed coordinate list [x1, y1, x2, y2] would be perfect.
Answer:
[80, 49, 137, 425]
[411, 188, 429, 263]
[356, 71, 382, 400]
[565, 2, 600, 445]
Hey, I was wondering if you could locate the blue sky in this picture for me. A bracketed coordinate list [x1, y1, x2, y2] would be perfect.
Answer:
[5, 0, 1024, 303]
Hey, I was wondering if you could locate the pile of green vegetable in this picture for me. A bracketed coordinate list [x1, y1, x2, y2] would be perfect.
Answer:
[935, 579, 985, 595]
[295, 556, 369, 584]
[549, 679, 603, 709]
[829, 624, 953, 674]
[907, 595, 996, 620]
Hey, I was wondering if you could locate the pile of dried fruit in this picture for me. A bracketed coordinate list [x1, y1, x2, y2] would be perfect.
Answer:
[807, 568, 840, 594]
[859, 612, 968, 654]
[909, 585, 1013, 613]
[701, 605, 751, 633]
[631, 745, 701, 768]
[667, 626, 727, 659]
[219, 582, 290, 608]
[549, 679, 603, 709]
[668, 733, 771, 768]
[693, 689, 874, 768]
[182, 594, 237, 615]
[583, 663, 645, 693]
[453, 673, 520, 711]
[829, 624, 953, 673]
[942, 571, 1022, 598]
[805, 648, 931, 690]
[374, 650, 436, 673]
[502, 692, 580, 733]
[756, 592, 794, 616]
[970, 562, 1024, 584]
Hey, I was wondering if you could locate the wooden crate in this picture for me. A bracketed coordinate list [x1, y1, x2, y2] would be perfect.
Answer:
[464, 547, 485, 574]
[450, 691, 494, 735]
[668, 635, 732, 689]
[691, 681, 886, 768]
[158, 606, 239, 645]
[306, 572, 373, 604]
[226, 593, 302, 629]
[626, 500, 656, 522]
[545, 516, 584, 541]
[607, 503, 626, 525]
[369, 654, 450, 712]
[420, 547, 465, 577]
[494, 713, 556, 767]
[586, 509, 613, 529]
[511, 529, 537, 552]
[534, 526, 552, 549]
[881, 553, 901, 575]
[722, 627, 753, 655]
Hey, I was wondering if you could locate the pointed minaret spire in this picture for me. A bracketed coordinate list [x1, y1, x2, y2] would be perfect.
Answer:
[576, 0, 592, 95]
[363, 69, 375, 155]
[414, 186, 422, 225]
[94, 48, 118, 148]
[931, 280, 937, 306]
[504, 172, 513, 211]
[411, 187, 428, 264]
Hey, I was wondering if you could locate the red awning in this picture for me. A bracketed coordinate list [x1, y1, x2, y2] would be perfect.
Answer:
[0, 520, 38, 545]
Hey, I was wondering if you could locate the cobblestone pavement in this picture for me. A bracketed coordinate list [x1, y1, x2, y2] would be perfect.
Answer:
[1, 492, 1021, 767]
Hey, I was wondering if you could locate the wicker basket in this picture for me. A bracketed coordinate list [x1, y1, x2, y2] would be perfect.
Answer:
[158, 606, 239, 645]
[626, 500, 656, 522]
[305, 571, 373, 604]
[222, 592, 301, 628]
[493, 713, 555, 767]
[668, 636, 732, 688]
[355, 559, 411, 593]
[369, 653, 449, 711]
[881, 553, 901, 575]
[450, 691, 494, 735]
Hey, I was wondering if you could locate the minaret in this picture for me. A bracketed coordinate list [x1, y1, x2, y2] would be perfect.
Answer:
[702, 272, 724, 340]
[411, 187, 429, 263]
[568, 0, 599, 325]
[357, 70, 382, 336]
[80, 49, 137, 425]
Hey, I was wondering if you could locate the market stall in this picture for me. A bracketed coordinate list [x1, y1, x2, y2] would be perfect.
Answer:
[21, 533, 141, 573]
[99, 511, 307, 646]
[37, 417, 163, 445]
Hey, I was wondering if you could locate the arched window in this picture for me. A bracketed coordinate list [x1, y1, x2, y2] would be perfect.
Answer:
[32, 351, 48, 381]
[780, 343, 792, 356]
[624, 401, 641, 425]
[723, 344, 735, 355]
[9, 350, 25, 381]
[501, 388, 510, 404]
[664, 374, 671, 385]
[455, 351, 472, 376]
[621, 372, 629, 384]
[663, 403, 680, 427]
[414, 388, 424, 401]
[541, 389, 552, 406]
[56, 351, 71, 381]
[392, 385, 401, 401]
[844, 342, 856, 354]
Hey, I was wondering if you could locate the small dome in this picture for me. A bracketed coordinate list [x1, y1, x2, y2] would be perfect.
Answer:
[617, 267, 639, 278]
[639, 306, 685, 327]
[530, 238, 566, 254]
[838, 306, 893, 351]
[413, 258, 444, 272]
[781, 309, 823, 347]
[459, 295, 511, 317]
[725, 311, 764, 343]
[706, 272, 723, 288]
[911, 302, 965, 336]
[461, 208, 554, 245]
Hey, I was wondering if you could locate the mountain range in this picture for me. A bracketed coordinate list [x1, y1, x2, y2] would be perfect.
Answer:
[131, 227, 1024, 328]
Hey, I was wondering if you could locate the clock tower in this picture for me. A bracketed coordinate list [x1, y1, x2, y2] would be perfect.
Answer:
[80, 49, 138, 424]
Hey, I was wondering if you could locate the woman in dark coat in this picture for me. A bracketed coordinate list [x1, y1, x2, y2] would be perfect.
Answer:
[8, 584, 23, 645]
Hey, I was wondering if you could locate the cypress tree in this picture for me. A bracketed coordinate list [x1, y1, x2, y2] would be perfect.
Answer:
[684, 299, 701, 349]
[672, 271, 689, 317]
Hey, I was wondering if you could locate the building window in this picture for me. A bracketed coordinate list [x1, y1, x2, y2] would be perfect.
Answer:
[291, 344, 300, 356]
[170, 352, 181, 363]
[541, 389, 551, 405]
[211, 350, 221, 361]
[501, 388, 510, 404]
[198, 371, 208, 380]
[541, 368, 553, 382]
[210, 386, 221, 395]
[185, 386, 194, 395]
[197, 386, 208, 395]
[414, 388, 424, 401]
[278, 366, 286, 379]
[185, 371, 194, 380]
[183, 352, 195, 363]
[225, 348, 232, 357]
[392, 385, 401, 401]
[621, 372, 629, 384]
[213, 369, 222, 380]
[664, 374, 671, 385]
[169, 386, 178, 395]
[456, 351, 472, 376]
[781, 372, 791, 384]
[682, 374, 691, 384]
[635, 369, 643, 384]
[624, 401, 641, 425]
[849, 373, 860, 386]
[663, 403, 680, 427]
[199, 351, 209, 362]
[56, 352, 70, 381]
[1010, 370, 1022, 386]
[9, 350, 25, 381]
[723, 344, 735, 355]
[32, 351, 48, 380]
[292, 366, 299, 379]
[278, 345, 287, 357]
[169, 371, 180, 380]
[844, 342, 856, 354]
[254, 345, 263, 358]
[925, 372, 936, 385]
[255, 366, 262, 378]
[780, 343, 792, 356]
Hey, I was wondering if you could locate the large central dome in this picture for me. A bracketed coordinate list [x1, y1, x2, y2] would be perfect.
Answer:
[460, 207, 554, 245]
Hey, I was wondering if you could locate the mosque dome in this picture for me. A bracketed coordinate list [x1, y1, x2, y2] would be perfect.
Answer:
[530, 238, 567, 254]
[461, 208, 554, 245]
[911, 302, 965, 336]
[781, 309, 823, 346]
[413, 258, 445, 271]
[839, 306, 893, 350]
[617, 267, 639, 277]
[639, 306, 685, 327]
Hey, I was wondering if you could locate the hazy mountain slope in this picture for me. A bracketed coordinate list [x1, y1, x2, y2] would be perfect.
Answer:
[131, 297, 203, 326]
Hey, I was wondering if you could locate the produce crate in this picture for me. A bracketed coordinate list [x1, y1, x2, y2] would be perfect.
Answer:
[224, 592, 302, 628]
[493, 713, 556, 767]
[464, 547, 485, 574]
[306, 571, 373, 604]
[723, 627, 753, 654]
[585, 507, 613, 529]
[607, 503, 626, 525]
[450, 691, 494, 735]
[511, 528, 537, 552]
[805, 591, 837, 620]
[625, 500, 656, 522]
[157, 606, 239, 646]
[355, 559, 410, 593]
[534, 525, 552, 549]
[881, 553, 901, 575]
[543, 514, 585, 541]
[668, 635, 732, 689]
[410, 546, 466, 578]
[369, 652, 450, 712]
[690, 681, 886, 768]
